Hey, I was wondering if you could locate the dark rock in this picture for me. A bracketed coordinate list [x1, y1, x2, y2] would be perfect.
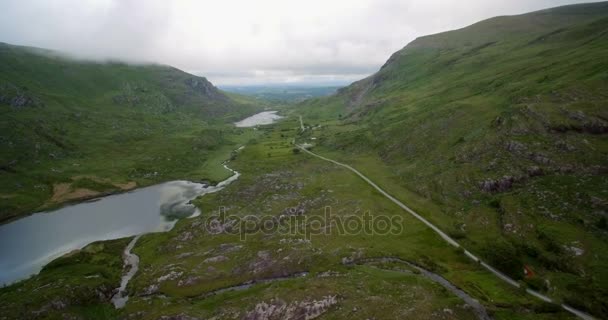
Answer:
[177, 276, 201, 287]
[530, 153, 552, 165]
[184, 77, 228, 101]
[505, 140, 526, 153]
[480, 176, 515, 193]
[555, 140, 575, 151]
[0, 82, 45, 108]
[492, 116, 505, 127]
[567, 110, 587, 121]
[583, 121, 608, 134]
[527, 166, 544, 177]
[10, 94, 34, 108]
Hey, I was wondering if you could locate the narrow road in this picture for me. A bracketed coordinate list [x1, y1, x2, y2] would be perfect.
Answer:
[298, 115, 305, 131]
[297, 145, 595, 320]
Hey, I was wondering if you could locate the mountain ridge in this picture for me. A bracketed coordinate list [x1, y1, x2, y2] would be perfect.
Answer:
[0, 42, 262, 221]
[297, 2, 608, 316]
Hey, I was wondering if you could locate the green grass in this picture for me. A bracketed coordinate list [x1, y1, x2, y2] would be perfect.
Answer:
[1, 2, 607, 319]
[0, 115, 577, 319]
[294, 2, 608, 317]
[0, 42, 263, 222]
[0, 238, 129, 319]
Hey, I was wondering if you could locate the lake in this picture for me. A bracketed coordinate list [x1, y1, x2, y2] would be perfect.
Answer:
[234, 111, 283, 127]
[0, 167, 239, 285]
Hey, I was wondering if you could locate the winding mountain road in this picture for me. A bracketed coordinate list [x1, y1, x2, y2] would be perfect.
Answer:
[296, 144, 595, 320]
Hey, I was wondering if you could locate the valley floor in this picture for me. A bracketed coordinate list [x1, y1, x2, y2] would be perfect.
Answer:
[0, 115, 585, 320]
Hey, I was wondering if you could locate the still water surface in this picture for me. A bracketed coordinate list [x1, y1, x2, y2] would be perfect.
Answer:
[234, 111, 282, 127]
[0, 168, 239, 285]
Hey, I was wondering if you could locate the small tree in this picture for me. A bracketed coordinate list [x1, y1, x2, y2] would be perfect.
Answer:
[292, 148, 301, 154]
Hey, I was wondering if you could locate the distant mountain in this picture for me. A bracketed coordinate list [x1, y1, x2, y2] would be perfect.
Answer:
[0, 42, 256, 118]
[221, 85, 342, 103]
[300, 2, 608, 316]
[0, 42, 261, 221]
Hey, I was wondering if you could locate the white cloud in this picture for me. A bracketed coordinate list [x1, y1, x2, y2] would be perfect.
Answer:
[0, 0, 600, 85]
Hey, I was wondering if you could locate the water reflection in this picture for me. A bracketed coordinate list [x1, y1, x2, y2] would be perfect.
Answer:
[0, 168, 239, 285]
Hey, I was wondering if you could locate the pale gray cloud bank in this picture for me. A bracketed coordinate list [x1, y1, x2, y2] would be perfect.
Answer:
[0, 0, 600, 85]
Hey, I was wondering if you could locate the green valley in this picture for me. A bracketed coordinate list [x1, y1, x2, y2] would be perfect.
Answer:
[0, 2, 607, 320]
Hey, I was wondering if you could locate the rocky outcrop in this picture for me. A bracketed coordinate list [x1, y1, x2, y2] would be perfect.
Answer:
[526, 166, 544, 177]
[0, 83, 44, 108]
[505, 140, 527, 153]
[480, 176, 516, 193]
[184, 77, 228, 101]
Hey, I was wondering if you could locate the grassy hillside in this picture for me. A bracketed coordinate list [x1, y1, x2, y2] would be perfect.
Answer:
[1, 117, 572, 320]
[0, 43, 262, 222]
[1, 3, 607, 319]
[298, 2, 608, 317]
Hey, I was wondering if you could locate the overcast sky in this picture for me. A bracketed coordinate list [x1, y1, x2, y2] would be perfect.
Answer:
[0, 0, 601, 85]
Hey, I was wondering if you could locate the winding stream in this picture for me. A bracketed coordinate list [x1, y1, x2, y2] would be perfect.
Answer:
[357, 257, 491, 320]
[111, 235, 141, 308]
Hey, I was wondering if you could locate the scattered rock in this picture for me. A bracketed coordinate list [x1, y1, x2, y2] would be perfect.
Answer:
[243, 295, 338, 320]
[175, 252, 194, 259]
[218, 243, 243, 253]
[203, 255, 229, 264]
[176, 231, 194, 242]
[564, 244, 585, 257]
[530, 153, 552, 165]
[178, 276, 201, 287]
[142, 283, 159, 295]
[527, 166, 544, 177]
[480, 176, 515, 193]
[157, 271, 183, 283]
[249, 251, 273, 274]
[505, 140, 526, 153]
[158, 313, 201, 320]
[555, 140, 576, 151]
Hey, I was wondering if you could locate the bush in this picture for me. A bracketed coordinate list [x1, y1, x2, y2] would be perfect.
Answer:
[481, 239, 523, 280]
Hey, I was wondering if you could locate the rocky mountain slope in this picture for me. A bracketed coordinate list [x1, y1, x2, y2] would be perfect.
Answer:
[299, 2, 608, 316]
[1, 2, 607, 320]
[0, 42, 261, 221]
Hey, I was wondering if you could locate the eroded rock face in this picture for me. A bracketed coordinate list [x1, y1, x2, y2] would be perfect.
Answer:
[184, 77, 228, 101]
[243, 295, 338, 320]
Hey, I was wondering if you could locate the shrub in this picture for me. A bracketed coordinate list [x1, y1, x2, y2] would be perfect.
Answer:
[481, 239, 523, 280]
